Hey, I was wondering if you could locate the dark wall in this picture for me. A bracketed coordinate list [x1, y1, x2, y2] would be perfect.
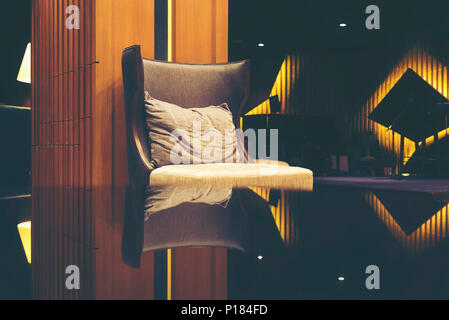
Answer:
[0, 107, 31, 190]
[0, 0, 32, 300]
[0, 0, 31, 106]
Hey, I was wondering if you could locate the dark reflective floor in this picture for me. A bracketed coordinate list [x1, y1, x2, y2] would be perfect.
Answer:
[138, 183, 449, 299]
[11, 181, 449, 299]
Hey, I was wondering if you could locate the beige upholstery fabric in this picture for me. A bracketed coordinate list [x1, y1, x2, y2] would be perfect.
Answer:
[149, 163, 313, 191]
[144, 185, 232, 220]
[254, 159, 290, 167]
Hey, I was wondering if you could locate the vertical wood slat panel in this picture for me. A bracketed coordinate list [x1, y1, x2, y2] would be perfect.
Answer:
[32, 0, 95, 299]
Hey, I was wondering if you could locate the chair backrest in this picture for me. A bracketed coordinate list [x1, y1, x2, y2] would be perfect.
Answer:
[122, 45, 250, 188]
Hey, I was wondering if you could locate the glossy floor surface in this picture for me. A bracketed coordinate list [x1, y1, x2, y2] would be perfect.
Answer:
[141, 181, 449, 299]
[3, 178, 449, 299]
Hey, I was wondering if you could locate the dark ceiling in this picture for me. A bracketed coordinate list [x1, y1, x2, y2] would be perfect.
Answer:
[230, 0, 449, 58]
[0, 0, 31, 106]
[1, 1, 448, 105]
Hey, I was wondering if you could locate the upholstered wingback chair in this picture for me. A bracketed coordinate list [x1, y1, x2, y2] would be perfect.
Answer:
[122, 45, 250, 194]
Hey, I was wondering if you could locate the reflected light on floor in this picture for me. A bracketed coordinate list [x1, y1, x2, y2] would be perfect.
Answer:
[17, 221, 31, 264]
[248, 187, 301, 248]
[364, 192, 449, 252]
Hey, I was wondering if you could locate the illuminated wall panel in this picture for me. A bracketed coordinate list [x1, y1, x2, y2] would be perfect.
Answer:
[246, 56, 302, 115]
[355, 46, 449, 168]
[247, 43, 449, 170]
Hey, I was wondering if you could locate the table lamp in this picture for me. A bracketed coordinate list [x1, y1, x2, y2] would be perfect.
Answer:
[17, 42, 31, 84]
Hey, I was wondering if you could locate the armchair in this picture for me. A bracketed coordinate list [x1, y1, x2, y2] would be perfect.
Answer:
[121, 45, 313, 266]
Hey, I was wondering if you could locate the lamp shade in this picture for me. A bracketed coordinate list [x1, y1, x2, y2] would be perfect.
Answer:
[17, 43, 31, 84]
[17, 221, 31, 264]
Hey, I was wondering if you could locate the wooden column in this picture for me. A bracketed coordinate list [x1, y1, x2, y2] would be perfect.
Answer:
[32, 0, 229, 300]
[32, 0, 156, 300]
[32, 0, 96, 300]
[92, 0, 156, 300]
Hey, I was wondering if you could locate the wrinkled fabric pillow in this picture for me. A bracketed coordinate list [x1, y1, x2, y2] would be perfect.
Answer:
[145, 91, 244, 167]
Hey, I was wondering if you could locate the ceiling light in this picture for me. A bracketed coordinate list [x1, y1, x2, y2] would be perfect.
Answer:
[257, 43, 265, 47]
[338, 276, 345, 281]
[339, 23, 347, 27]
[257, 255, 263, 260]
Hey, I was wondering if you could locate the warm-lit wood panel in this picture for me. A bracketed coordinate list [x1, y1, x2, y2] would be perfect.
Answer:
[32, 0, 155, 300]
[172, 247, 227, 300]
[171, 0, 228, 63]
[92, 0, 155, 300]
[32, 0, 96, 300]
[169, 0, 229, 300]
[33, 0, 229, 300]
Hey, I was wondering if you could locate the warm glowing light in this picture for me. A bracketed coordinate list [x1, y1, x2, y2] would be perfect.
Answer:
[258, 43, 265, 47]
[401, 173, 410, 177]
[246, 56, 301, 115]
[17, 221, 31, 264]
[257, 255, 263, 260]
[167, 248, 172, 300]
[361, 47, 449, 167]
[364, 192, 449, 252]
[338, 276, 345, 281]
[248, 187, 299, 248]
[168, 0, 173, 62]
[17, 43, 31, 84]
[247, 48, 449, 166]
[339, 23, 347, 27]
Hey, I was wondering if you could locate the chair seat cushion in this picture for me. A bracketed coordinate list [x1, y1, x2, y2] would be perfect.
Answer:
[149, 163, 313, 191]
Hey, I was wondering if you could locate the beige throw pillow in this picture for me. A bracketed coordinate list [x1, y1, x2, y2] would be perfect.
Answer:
[145, 91, 243, 167]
